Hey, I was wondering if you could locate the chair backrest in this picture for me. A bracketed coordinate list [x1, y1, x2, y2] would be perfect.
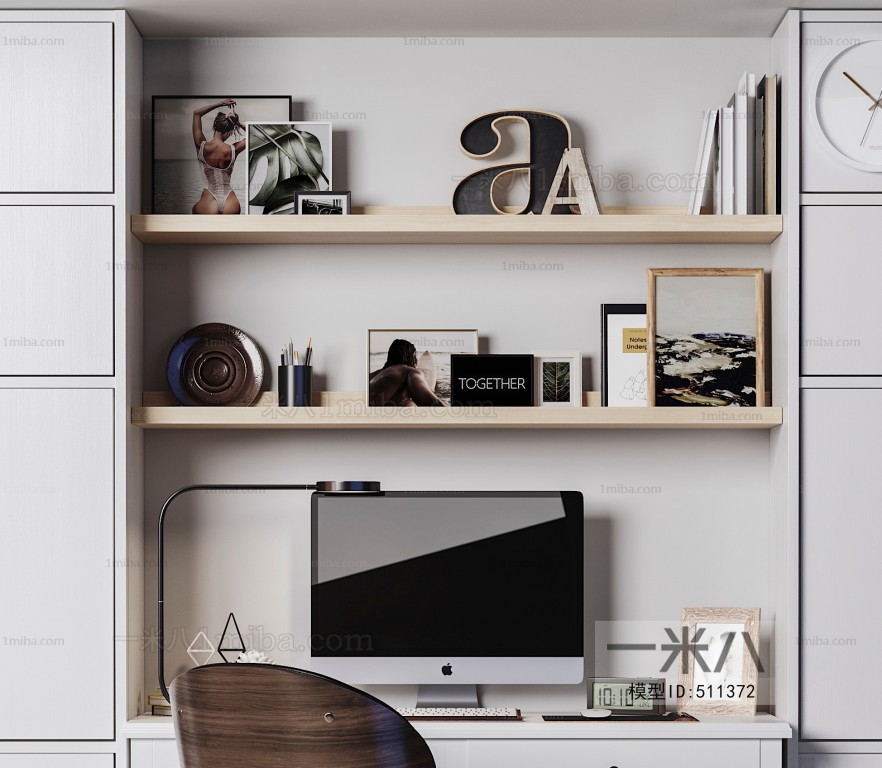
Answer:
[170, 664, 436, 768]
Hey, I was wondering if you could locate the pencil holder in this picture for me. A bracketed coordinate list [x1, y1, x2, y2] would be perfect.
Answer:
[280, 365, 312, 407]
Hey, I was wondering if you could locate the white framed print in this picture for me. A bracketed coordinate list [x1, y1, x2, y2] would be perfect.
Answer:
[246, 121, 332, 214]
[533, 350, 581, 407]
[601, 304, 647, 407]
[367, 329, 479, 407]
[677, 607, 761, 716]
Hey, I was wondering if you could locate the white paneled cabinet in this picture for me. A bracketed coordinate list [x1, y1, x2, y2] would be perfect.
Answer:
[801, 388, 882, 740]
[0, 22, 113, 192]
[0, 206, 114, 376]
[802, 207, 882, 376]
[0, 389, 115, 740]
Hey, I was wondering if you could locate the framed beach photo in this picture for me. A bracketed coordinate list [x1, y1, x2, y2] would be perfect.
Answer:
[151, 96, 292, 214]
[246, 121, 332, 214]
[295, 191, 351, 215]
[601, 304, 647, 407]
[647, 268, 765, 407]
[367, 329, 478, 407]
[533, 351, 581, 407]
[677, 607, 761, 716]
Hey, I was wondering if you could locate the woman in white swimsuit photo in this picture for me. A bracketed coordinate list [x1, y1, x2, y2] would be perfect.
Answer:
[192, 99, 245, 214]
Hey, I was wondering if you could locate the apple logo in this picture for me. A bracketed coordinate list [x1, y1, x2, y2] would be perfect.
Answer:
[441, 663, 453, 676]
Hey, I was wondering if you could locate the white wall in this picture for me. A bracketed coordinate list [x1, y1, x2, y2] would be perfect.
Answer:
[142, 36, 775, 713]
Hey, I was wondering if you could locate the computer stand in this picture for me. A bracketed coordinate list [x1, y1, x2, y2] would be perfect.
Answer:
[416, 684, 480, 708]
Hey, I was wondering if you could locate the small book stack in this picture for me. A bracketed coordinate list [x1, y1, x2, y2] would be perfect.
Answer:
[147, 690, 172, 717]
[689, 72, 779, 215]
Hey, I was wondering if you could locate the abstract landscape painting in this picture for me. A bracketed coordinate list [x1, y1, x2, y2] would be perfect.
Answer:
[648, 269, 764, 407]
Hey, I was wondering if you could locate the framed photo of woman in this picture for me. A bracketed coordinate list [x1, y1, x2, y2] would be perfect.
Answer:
[367, 329, 479, 407]
[151, 96, 292, 215]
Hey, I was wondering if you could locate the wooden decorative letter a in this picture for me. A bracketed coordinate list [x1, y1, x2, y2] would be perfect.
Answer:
[541, 148, 602, 215]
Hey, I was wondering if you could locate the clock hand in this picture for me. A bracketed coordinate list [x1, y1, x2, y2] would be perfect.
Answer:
[842, 71, 882, 110]
[860, 90, 882, 146]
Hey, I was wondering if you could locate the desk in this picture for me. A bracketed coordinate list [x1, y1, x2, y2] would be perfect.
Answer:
[124, 713, 791, 768]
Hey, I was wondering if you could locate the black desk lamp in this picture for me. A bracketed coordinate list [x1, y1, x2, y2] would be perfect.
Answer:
[158, 480, 381, 700]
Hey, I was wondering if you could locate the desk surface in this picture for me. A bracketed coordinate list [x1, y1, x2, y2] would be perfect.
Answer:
[123, 712, 792, 741]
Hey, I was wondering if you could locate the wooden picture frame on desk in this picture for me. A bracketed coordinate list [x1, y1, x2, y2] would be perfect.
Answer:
[677, 607, 761, 716]
[647, 268, 765, 407]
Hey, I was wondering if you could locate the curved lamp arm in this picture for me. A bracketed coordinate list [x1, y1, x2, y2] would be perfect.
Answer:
[158, 481, 380, 701]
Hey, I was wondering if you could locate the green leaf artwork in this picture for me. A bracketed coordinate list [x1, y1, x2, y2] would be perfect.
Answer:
[542, 362, 571, 403]
[248, 124, 328, 214]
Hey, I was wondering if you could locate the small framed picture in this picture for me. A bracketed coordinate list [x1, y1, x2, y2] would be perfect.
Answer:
[367, 329, 479, 407]
[151, 96, 292, 214]
[677, 607, 761, 716]
[246, 121, 332, 214]
[647, 268, 765, 407]
[295, 191, 351, 215]
[450, 354, 534, 407]
[533, 350, 581, 407]
[601, 304, 647, 407]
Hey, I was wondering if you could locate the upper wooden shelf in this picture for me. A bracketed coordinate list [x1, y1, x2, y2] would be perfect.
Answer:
[131, 207, 783, 246]
[132, 391, 783, 430]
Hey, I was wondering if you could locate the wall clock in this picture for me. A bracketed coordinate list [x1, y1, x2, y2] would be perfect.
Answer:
[810, 38, 882, 171]
[804, 22, 882, 191]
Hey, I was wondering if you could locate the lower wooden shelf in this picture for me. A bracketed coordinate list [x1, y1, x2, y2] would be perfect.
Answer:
[131, 392, 782, 430]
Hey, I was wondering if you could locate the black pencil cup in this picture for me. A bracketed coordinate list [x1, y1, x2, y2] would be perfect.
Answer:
[278, 365, 312, 407]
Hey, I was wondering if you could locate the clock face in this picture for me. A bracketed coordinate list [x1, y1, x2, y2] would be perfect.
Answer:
[811, 39, 882, 171]
[590, 678, 665, 713]
[593, 682, 654, 710]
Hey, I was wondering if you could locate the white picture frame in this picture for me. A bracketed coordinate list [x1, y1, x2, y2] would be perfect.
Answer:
[367, 329, 479, 407]
[677, 607, 761, 716]
[246, 121, 332, 214]
[533, 350, 581, 407]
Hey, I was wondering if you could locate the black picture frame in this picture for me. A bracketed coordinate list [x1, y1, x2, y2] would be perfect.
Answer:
[449, 354, 534, 407]
[294, 191, 351, 215]
[149, 94, 294, 215]
[601, 303, 647, 407]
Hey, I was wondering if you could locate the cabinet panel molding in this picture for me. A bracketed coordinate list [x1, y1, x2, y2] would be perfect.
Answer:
[0, 206, 114, 376]
[0, 389, 114, 739]
[0, 21, 113, 192]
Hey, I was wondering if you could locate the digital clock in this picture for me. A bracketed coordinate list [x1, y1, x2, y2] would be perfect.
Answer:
[589, 677, 666, 716]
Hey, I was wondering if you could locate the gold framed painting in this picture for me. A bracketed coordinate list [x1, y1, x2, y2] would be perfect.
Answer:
[647, 268, 765, 407]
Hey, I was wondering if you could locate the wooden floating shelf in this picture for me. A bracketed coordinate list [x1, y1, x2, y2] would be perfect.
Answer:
[132, 391, 783, 430]
[131, 207, 783, 245]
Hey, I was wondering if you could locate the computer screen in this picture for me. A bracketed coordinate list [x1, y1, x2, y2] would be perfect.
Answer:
[310, 491, 584, 695]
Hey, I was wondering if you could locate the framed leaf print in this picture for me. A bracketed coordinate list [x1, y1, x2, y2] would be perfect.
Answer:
[246, 121, 332, 214]
[534, 350, 581, 407]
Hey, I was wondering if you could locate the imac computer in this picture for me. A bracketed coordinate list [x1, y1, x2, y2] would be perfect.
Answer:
[310, 490, 584, 707]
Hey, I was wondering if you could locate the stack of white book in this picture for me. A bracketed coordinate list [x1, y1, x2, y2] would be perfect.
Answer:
[688, 72, 778, 215]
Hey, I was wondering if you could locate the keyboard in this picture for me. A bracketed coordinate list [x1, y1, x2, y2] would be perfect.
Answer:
[396, 707, 522, 720]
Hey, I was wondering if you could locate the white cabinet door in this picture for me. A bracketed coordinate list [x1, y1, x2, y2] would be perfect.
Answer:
[0, 21, 113, 192]
[802, 389, 882, 740]
[130, 741, 181, 768]
[0, 206, 114, 376]
[802, 207, 882, 375]
[0, 757, 113, 768]
[801, 757, 882, 768]
[0, 389, 114, 739]
[467, 739, 758, 768]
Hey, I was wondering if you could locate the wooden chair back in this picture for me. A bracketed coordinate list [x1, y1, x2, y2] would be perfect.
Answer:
[170, 663, 436, 768]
